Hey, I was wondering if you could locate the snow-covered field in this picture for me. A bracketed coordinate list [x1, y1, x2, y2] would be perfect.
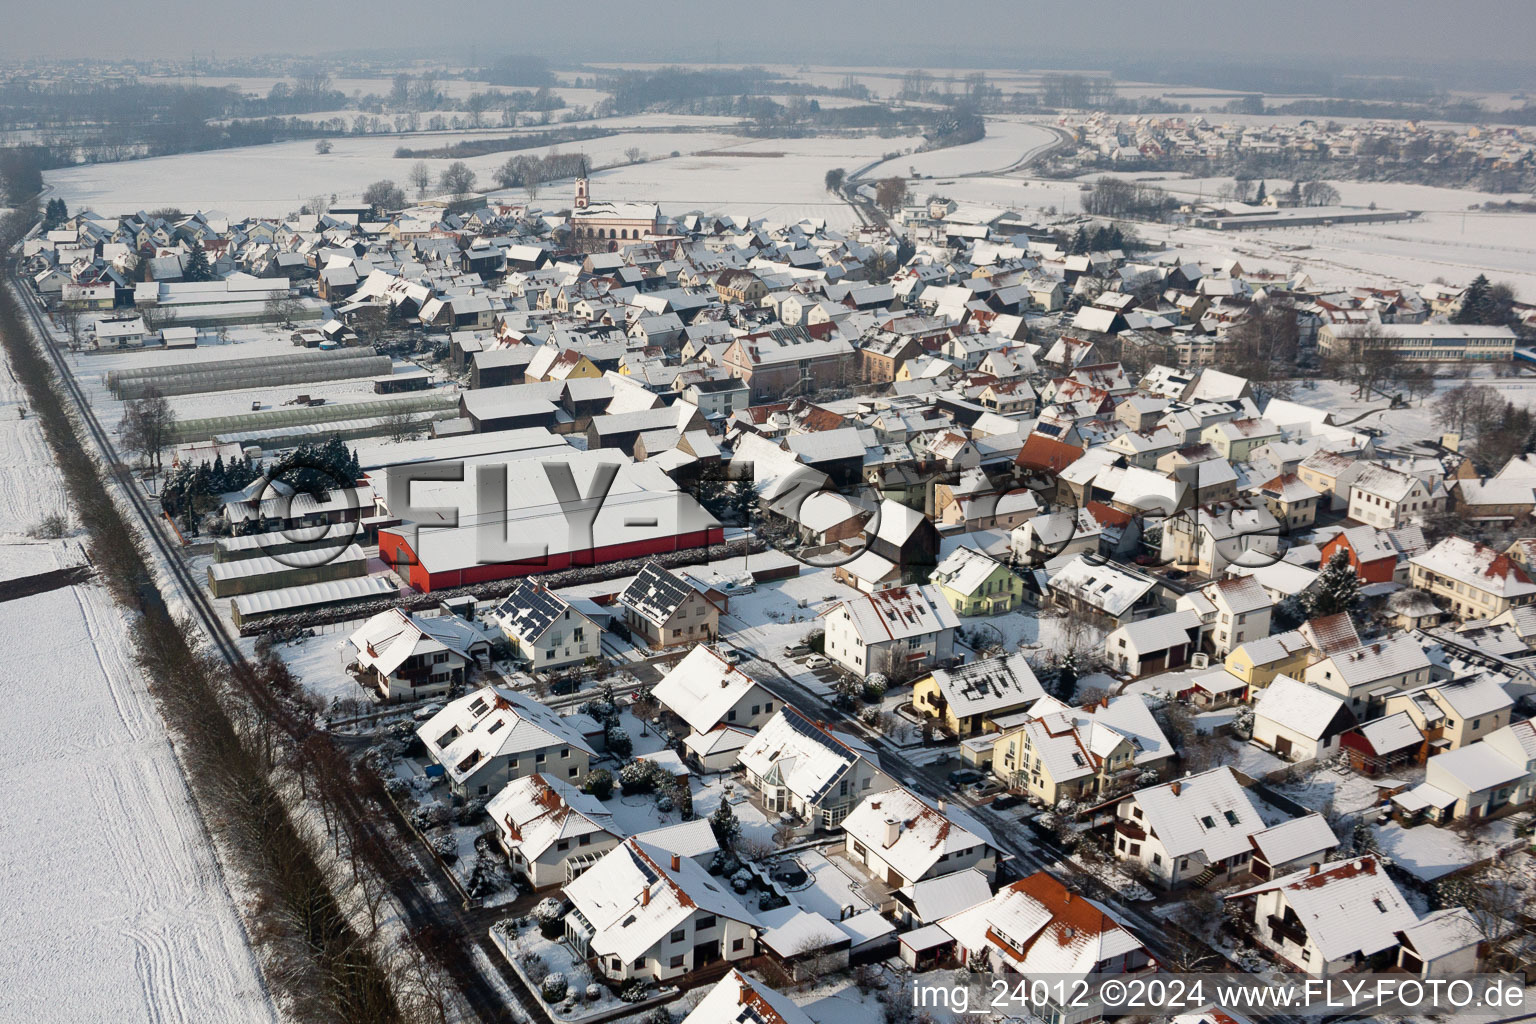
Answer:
[0, 301, 274, 1023]
[0, 581, 276, 1024]
[45, 122, 913, 228]
[46, 128, 747, 219]
[863, 117, 1058, 179]
[536, 134, 923, 229]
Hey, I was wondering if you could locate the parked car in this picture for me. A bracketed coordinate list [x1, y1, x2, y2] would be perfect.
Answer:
[804, 654, 829, 669]
[783, 643, 810, 658]
[972, 779, 1004, 798]
[947, 768, 984, 787]
[720, 646, 746, 665]
[990, 793, 1024, 811]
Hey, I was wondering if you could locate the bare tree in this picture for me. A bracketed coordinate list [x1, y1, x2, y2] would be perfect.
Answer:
[409, 161, 431, 197]
[56, 301, 88, 350]
[624, 146, 643, 164]
[874, 177, 906, 216]
[265, 292, 304, 326]
[381, 408, 423, 442]
[307, 193, 331, 217]
[118, 387, 177, 476]
[1301, 180, 1341, 207]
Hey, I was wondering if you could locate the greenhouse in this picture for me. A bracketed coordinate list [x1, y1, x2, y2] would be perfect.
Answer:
[231, 575, 399, 628]
[173, 391, 459, 443]
[108, 347, 392, 400]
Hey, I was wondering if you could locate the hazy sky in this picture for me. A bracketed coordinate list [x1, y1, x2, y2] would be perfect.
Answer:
[6, 0, 1535, 71]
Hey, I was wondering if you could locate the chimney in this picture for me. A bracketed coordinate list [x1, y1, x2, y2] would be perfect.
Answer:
[937, 797, 947, 813]
[671, 854, 681, 872]
[1171, 782, 1181, 796]
[1308, 863, 1319, 876]
[1099, 696, 1110, 709]
[641, 886, 650, 907]
[739, 983, 750, 1006]
[884, 819, 901, 847]
[1063, 891, 1072, 903]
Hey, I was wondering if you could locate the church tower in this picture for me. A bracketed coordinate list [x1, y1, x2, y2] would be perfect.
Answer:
[574, 176, 590, 210]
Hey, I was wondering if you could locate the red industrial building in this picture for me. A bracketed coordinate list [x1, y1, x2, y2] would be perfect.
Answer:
[373, 451, 721, 592]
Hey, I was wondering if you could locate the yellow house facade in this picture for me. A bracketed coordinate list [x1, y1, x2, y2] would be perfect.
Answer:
[1224, 629, 1312, 693]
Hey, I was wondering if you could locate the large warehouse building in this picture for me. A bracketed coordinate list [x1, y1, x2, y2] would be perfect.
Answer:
[373, 446, 721, 591]
[1318, 322, 1517, 362]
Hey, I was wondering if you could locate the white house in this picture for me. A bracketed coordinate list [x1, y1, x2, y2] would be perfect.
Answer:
[1108, 766, 1267, 888]
[1348, 464, 1441, 530]
[1252, 676, 1357, 762]
[1226, 856, 1419, 975]
[1104, 609, 1201, 678]
[1304, 634, 1432, 718]
[821, 584, 960, 680]
[737, 705, 893, 829]
[491, 579, 603, 670]
[563, 838, 759, 982]
[1246, 812, 1339, 881]
[938, 871, 1153, 1024]
[841, 787, 996, 891]
[1422, 735, 1532, 821]
[485, 773, 618, 888]
[417, 686, 597, 798]
[652, 645, 780, 738]
[348, 608, 490, 702]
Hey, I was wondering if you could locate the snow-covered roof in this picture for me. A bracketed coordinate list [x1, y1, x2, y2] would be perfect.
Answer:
[418, 685, 598, 783]
[486, 773, 612, 861]
[841, 787, 993, 882]
[1253, 676, 1347, 739]
[349, 607, 483, 677]
[1427, 740, 1527, 794]
[738, 706, 880, 806]
[1411, 537, 1536, 600]
[1354, 711, 1424, 755]
[652, 646, 772, 736]
[564, 838, 758, 963]
[681, 971, 817, 1024]
[1227, 856, 1417, 962]
[900, 868, 993, 923]
[925, 652, 1045, 720]
[830, 584, 961, 644]
[1128, 766, 1266, 864]
[939, 870, 1145, 979]
[1248, 812, 1338, 866]
[1317, 635, 1431, 688]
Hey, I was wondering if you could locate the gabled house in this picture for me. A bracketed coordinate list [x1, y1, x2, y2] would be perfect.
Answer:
[417, 686, 597, 798]
[1106, 766, 1267, 887]
[486, 773, 618, 888]
[1410, 537, 1536, 620]
[619, 562, 721, 649]
[1224, 629, 1312, 693]
[563, 838, 759, 982]
[738, 705, 893, 829]
[1252, 676, 1357, 762]
[821, 584, 960, 680]
[491, 579, 602, 670]
[938, 871, 1153, 1022]
[651, 645, 780, 739]
[1321, 525, 1399, 585]
[841, 787, 997, 892]
[1104, 610, 1202, 678]
[912, 651, 1045, 739]
[992, 694, 1173, 805]
[1304, 635, 1432, 717]
[348, 608, 490, 702]
[1225, 856, 1419, 975]
[1381, 674, 1513, 752]
[680, 971, 818, 1024]
[929, 546, 1022, 616]
[1246, 812, 1339, 881]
